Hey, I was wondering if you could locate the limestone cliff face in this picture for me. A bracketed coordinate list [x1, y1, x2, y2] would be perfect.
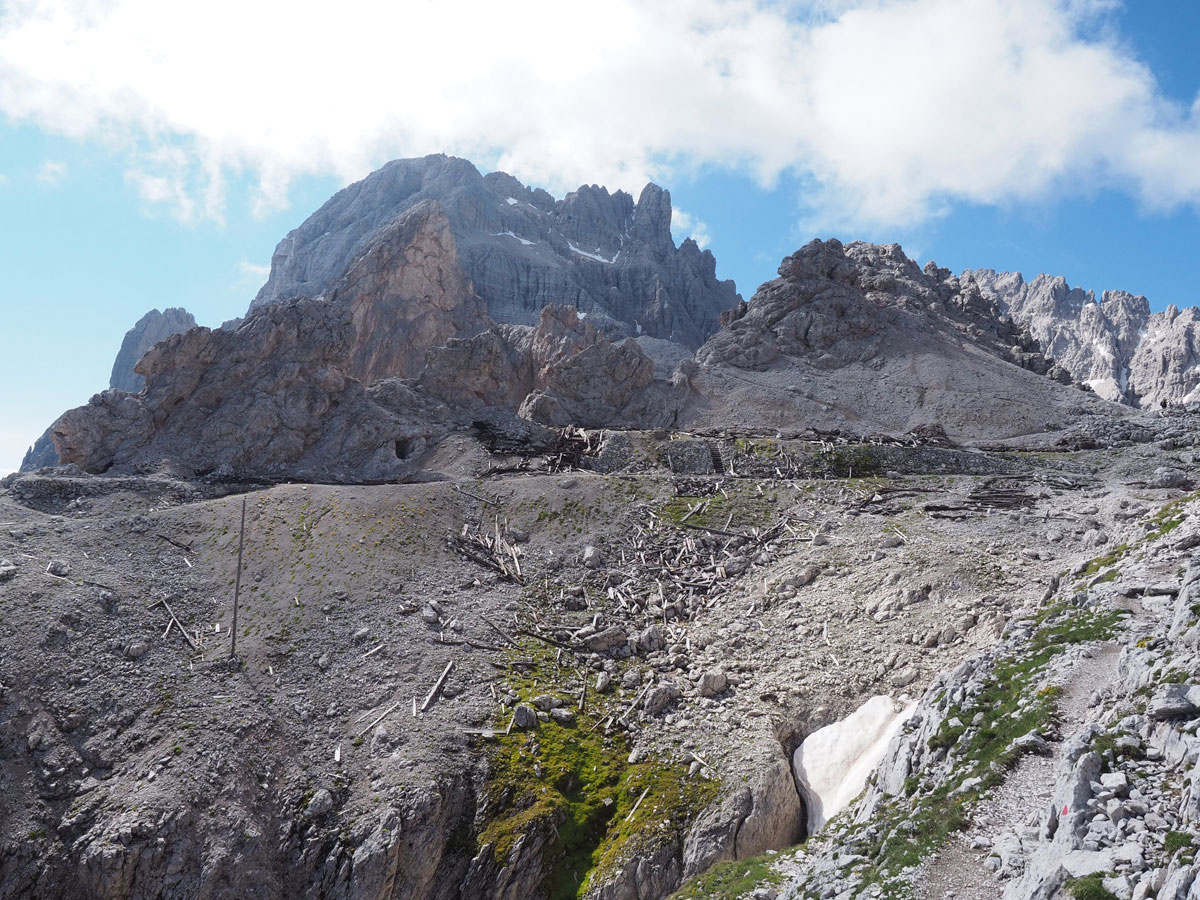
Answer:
[250, 154, 739, 350]
[418, 305, 684, 429]
[967, 269, 1200, 408]
[109, 308, 198, 392]
[20, 307, 198, 472]
[329, 200, 489, 383]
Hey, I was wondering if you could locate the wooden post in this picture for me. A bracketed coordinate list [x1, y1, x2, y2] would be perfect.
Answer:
[230, 496, 247, 659]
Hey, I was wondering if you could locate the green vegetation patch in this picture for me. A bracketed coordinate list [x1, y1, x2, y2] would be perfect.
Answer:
[668, 854, 784, 899]
[812, 444, 882, 479]
[1165, 830, 1195, 857]
[479, 646, 719, 900]
[1077, 544, 1131, 581]
[1144, 490, 1198, 541]
[1065, 872, 1118, 900]
[659, 481, 777, 531]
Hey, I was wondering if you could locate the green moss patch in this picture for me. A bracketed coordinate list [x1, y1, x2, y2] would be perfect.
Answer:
[1144, 490, 1198, 541]
[1165, 831, 1195, 857]
[1065, 872, 1118, 900]
[668, 854, 784, 899]
[478, 647, 719, 899]
[659, 482, 777, 531]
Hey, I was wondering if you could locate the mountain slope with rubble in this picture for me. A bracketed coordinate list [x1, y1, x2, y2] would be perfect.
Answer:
[4, 409, 1199, 900]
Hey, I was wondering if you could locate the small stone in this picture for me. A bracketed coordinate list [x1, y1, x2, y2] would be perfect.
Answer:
[420, 606, 439, 624]
[124, 641, 149, 660]
[586, 626, 627, 653]
[317, 653, 331, 671]
[698, 671, 728, 698]
[305, 788, 334, 818]
[1147, 684, 1199, 720]
[532, 694, 562, 711]
[352, 626, 371, 643]
[0, 559, 16, 581]
[595, 672, 612, 693]
[47, 560, 70, 577]
[582, 546, 603, 569]
[549, 708, 575, 724]
[1100, 772, 1129, 795]
[512, 705, 538, 729]
[643, 683, 680, 716]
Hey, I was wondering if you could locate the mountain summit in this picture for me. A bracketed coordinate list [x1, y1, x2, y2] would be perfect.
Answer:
[250, 154, 740, 350]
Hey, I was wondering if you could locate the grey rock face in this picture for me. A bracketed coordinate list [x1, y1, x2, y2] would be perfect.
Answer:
[20, 427, 58, 471]
[250, 154, 739, 349]
[419, 305, 685, 430]
[967, 269, 1200, 408]
[687, 239, 1121, 444]
[109, 308, 197, 392]
[329, 199, 490, 382]
[51, 299, 454, 481]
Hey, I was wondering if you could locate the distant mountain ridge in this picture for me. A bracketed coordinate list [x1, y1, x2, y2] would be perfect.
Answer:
[966, 269, 1200, 408]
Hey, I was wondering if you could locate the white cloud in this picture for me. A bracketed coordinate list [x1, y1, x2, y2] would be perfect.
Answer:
[237, 259, 271, 286]
[0, 0, 1198, 231]
[672, 208, 713, 249]
[36, 159, 67, 185]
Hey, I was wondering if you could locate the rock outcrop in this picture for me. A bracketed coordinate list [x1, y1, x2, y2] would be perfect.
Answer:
[968, 269, 1200, 408]
[51, 237, 1138, 479]
[250, 154, 740, 350]
[109, 307, 198, 392]
[20, 307, 198, 472]
[52, 299, 452, 481]
[684, 240, 1120, 444]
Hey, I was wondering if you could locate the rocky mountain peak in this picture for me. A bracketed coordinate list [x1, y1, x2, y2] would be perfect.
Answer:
[968, 268, 1200, 407]
[250, 154, 739, 350]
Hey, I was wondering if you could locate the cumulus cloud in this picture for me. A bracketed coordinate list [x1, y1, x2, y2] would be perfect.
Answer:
[672, 208, 713, 249]
[237, 259, 271, 286]
[36, 159, 66, 185]
[0, 0, 1198, 230]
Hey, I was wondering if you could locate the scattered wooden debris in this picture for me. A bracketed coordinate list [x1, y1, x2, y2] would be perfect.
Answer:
[625, 786, 651, 822]
[147, 596, 200, 651]
[421, 661, 455, 713]
[356, 701, 400, 739]
[449, 520, 524, 582]
[155, 533, 192, 552]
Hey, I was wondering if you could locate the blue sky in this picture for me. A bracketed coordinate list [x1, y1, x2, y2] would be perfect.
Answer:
[2, 0, 1200, 473]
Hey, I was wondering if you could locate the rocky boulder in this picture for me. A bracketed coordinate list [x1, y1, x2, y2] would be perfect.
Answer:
[684, 239, 1123, 443]
[331, 200, 489, 383]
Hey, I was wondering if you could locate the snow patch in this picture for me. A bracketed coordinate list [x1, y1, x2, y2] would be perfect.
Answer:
[792, 695, 916, 834]
[492, 231, 534, 246]
[505, 197, 519, 206]
[568, 242, 616, 264]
